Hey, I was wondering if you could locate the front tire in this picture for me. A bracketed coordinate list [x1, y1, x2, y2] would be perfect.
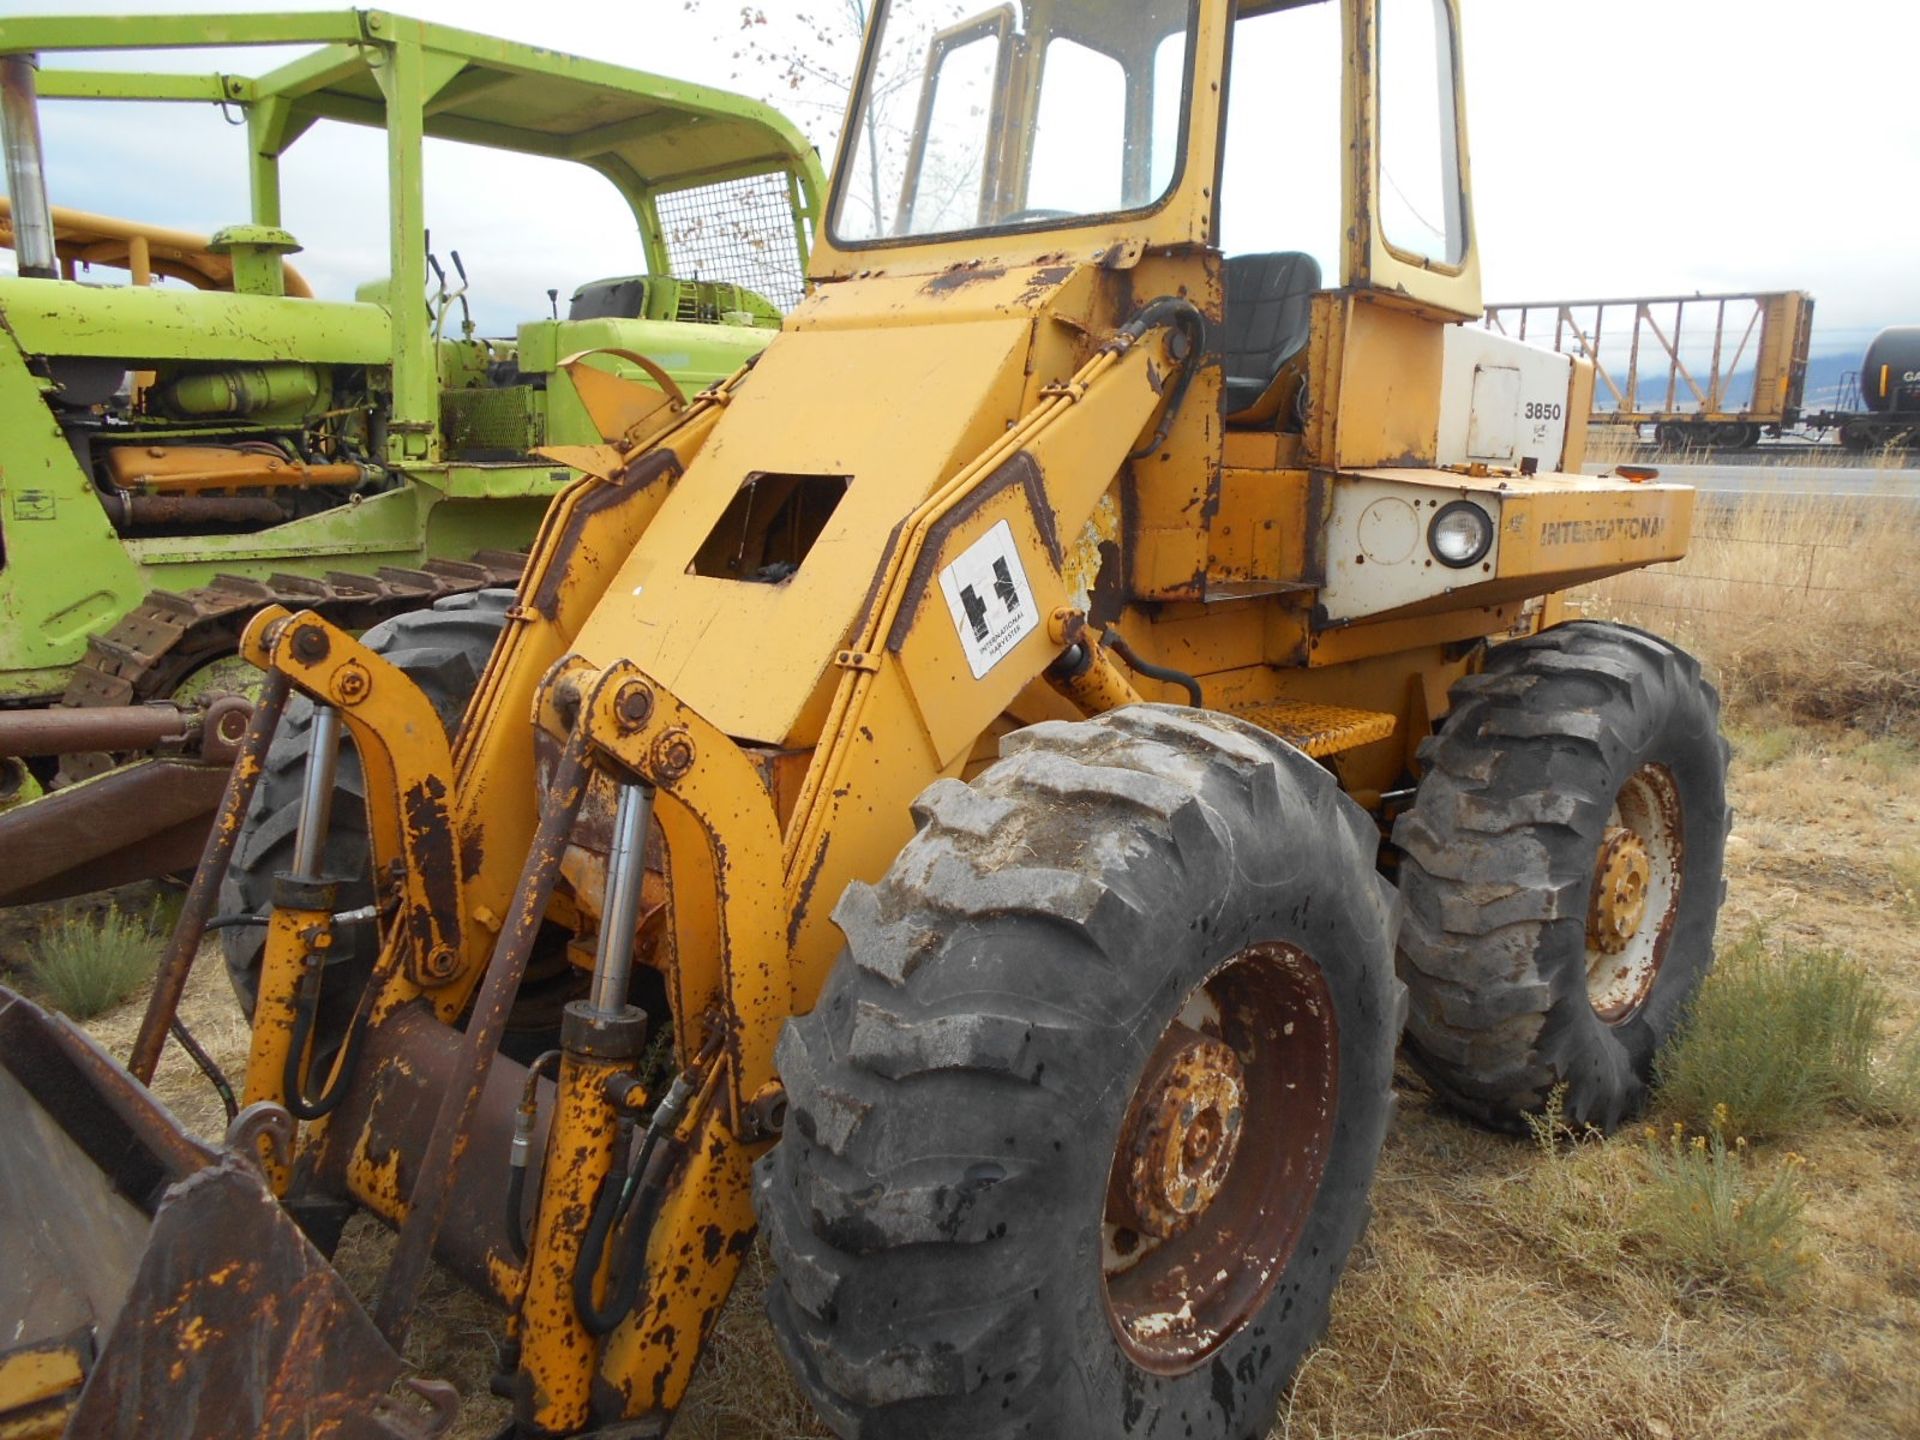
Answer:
[1393, 621, 1730, 1133]
[757, 705, 1402, 1439]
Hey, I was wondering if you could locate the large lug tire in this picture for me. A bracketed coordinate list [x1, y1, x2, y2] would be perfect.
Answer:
[1393, 620, 1731, 1134]
[219, 589, 514, 1040]
[757, 705, 1403, 1440]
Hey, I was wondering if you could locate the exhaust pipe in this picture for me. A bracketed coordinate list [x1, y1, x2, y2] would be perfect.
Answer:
[0, 52, 57, 279]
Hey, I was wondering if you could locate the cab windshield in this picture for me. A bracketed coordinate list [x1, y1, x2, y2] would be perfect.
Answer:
[831, 0, 1195, 244]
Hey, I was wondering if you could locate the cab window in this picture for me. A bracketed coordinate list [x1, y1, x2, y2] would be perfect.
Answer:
[1377, 0, 1466, 265]
[832, 0, 1196, 244]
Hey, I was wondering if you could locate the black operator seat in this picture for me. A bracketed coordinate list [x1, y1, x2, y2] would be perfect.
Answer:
[1221, 251, 1323, 426]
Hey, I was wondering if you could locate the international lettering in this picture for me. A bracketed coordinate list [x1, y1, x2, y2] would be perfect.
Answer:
[1537, 515, 1667, 546]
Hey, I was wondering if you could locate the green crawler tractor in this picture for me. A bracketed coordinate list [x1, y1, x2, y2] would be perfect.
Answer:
[0, 11, 824, 901]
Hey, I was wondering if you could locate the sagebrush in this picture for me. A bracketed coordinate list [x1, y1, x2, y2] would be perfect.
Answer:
[1658, 929, 1920, 1136]
[28, 901, 159, 1019]
[1634, 1110, 1809, 1301]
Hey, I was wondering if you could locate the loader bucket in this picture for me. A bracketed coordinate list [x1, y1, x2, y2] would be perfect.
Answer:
[0, 987, 449, 1440]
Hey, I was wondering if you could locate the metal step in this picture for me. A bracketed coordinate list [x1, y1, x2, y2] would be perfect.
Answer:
[1227, 698, 1397, 758]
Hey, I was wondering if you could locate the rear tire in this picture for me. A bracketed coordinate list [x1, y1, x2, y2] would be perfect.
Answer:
[219, 590, 514, 1041]
[757, 705, 1402, 1439]
[1393, 621, 1730, 1133]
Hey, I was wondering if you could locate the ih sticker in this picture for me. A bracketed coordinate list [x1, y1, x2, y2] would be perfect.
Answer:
[939, 518, 1039, 679]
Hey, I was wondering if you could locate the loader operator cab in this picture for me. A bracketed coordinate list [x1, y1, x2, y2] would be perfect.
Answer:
[827, 0, 1485, 430]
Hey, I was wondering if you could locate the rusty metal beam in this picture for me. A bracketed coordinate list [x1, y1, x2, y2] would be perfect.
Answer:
[371, 712, 596, 1347]
[128, 670, 289, 1086]
[0, 757, 227, 906]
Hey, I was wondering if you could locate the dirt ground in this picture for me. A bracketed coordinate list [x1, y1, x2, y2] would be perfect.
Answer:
[2, 716, 1904, 1440]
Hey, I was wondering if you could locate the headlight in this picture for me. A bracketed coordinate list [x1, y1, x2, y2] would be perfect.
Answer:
[1428, 501, 1493, 568]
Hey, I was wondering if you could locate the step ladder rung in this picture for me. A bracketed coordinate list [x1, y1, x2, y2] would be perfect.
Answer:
[1227, 699, 1397, 758]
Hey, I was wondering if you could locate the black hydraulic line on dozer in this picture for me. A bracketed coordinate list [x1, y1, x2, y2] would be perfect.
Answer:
[169, 1013, 239, 1120]
[1103, 626, 1204, 707]
[1118, 296, 1206, 461]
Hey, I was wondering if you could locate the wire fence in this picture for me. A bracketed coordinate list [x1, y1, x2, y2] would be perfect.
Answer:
[1580, 507, 1893, 616]
[657, 171, 806, 312]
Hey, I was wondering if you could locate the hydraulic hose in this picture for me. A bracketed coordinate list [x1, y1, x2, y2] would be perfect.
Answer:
[572, 1121, 665, 1337]
[504, 1050, 563, 1264]
[281, 959, 369, 1121]
[1103, 626, 1204, 707]
[1114, 296, 1207, 460]
[170, 1015, 238, 1120]
[571, 1028, 725, 1335]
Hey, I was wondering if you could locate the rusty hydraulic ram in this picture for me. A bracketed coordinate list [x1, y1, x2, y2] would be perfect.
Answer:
[0, 702, 194, 757]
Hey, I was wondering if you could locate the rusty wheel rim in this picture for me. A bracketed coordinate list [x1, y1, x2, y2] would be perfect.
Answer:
[1100, 942, 1338, 1375]
[1585, 762, 1684, 1023]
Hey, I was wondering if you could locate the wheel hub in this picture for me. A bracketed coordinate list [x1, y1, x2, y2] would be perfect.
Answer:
[1583, 763, 1685, 1023]
[1587, 824, 1652, 956]
[1111, 1025, 1246, 1240]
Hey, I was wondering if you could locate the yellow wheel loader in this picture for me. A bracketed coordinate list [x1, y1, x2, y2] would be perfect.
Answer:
[0, 1, 1730, 1436]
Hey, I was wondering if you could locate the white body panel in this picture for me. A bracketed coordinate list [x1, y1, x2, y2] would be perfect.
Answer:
[1438, 326, 1572, 470]
[1318, 475, 1501, 623]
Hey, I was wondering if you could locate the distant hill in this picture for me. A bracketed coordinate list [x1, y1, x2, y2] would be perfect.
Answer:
[1589, 348, 1864, 416]
[1799, 350, 1866, 409]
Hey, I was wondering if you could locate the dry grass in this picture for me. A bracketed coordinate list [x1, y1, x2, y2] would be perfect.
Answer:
[1573, 493, 1920, 733]
[1582, 426, 1918, 473]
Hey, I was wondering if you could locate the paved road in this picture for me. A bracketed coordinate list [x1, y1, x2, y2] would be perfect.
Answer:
[1584, 461, 1920, 499]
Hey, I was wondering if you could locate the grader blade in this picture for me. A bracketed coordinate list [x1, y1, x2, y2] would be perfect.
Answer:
[0, 988, 448, 1440]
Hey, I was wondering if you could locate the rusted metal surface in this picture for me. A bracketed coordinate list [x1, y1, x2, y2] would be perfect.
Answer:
[307, 1004, 550, 1305]
[0, 701, 191, 756]
[257, 609, 471, 991]
[518, 1037, 630, 1432]
[66, 1154, 450, 1440]
[55, 552, 523, 787]
[1226, 697, 1399, 758]
[105, 493, 290, 531]
[0, 984, 216, 1427]
[1101, 943, 1338, 1375]
[128, 668, 290, 1085]
[0, 756, 229, 905]
[0, 1327, 90, 1437]
[1587, 824, 1652, 956]
[1586, 761, 1685, 1024]
[1108, 1026, 1247, 1241]
[372, 717, 595, 1345]
[1, 986, 216, 1201]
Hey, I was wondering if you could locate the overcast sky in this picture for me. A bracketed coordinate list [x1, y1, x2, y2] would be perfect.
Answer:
[6, 1, 1914, 358]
